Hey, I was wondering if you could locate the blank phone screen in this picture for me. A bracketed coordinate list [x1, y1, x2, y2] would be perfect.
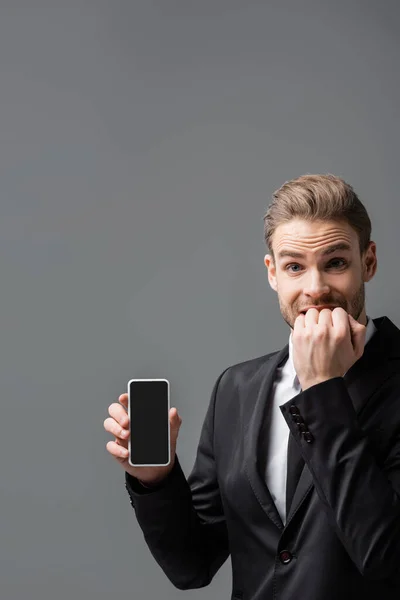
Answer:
[128, 379, 170, 466]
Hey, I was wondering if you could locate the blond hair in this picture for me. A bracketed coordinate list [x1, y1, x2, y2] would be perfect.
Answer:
[263, 173, 371, 261]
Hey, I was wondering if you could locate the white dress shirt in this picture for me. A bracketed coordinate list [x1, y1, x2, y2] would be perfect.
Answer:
[265, 315, 377, 525]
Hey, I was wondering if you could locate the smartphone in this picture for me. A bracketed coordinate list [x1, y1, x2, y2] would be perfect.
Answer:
[127, 378, 170, 467]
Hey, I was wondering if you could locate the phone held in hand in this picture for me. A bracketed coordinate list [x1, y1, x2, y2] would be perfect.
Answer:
[127, 378, 170, 467]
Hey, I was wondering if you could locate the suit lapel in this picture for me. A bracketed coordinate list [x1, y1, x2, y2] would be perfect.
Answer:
[243, 316, 400, 531]
[243, 344, 289, 531]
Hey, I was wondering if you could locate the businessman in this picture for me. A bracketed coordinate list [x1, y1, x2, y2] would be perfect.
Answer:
[105, 174, 400, 600]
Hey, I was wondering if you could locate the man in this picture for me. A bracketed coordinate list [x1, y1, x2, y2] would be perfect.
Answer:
[104, 174, 400, 600]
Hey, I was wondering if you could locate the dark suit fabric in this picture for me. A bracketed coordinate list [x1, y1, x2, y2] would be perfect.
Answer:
[125, 316, 400, 600]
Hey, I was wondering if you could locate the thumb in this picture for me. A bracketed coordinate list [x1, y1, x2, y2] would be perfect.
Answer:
[347, 313, 366, 355]
[170, 407, 182, 438]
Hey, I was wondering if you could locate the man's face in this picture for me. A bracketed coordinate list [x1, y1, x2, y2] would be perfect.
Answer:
[264, 218, 377, 329]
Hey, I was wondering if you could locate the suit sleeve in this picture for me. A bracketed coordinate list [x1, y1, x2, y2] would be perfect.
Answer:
[124, 368, 231, 590]
[280, 375, 400, 582]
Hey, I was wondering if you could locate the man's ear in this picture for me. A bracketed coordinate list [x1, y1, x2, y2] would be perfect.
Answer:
[264, 254, 278, 292]
[362, 241, 377, 282]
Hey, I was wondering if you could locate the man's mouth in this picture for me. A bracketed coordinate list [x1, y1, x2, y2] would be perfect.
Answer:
[299, 306, 337, 314]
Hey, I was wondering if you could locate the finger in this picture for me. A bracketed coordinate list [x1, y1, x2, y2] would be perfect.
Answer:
[115, 436, 129, 451]
[108, 403, 129, 428]
[347, 312, 364, 331]
[118, 393, 128, 407]
[332, 306, 349, 328]
[170, 406, 180, 420]
[305, 308, 319, 327]
[318, 308, 333, 327]
[331, 307, 350, 338]
[332, 306, 348, 321]
[347, 313, 366, 353]
[293, 313, 305, 333]
[170, 407, 182, 432]
[106, 440, 129, 460]
[103, 417, 130, 443]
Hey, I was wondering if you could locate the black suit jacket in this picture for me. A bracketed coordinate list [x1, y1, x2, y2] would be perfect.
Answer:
[125, 316, 400, 600]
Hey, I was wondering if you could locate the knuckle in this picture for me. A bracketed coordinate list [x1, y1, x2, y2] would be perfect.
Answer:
[334, 327, 346, 340]
[107, 441, 123, 458]
[116, 423, 125, 437]
[108, 403, 118, 417]
[109, 403, 128, 425]
[315, 325, 327, 337]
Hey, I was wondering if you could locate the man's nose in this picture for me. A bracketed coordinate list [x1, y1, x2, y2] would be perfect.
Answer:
[302, 270, 330, 298]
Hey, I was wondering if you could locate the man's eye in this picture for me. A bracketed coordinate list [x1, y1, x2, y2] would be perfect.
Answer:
[285, 263, 302, 272]
[285, 259, 347, 272]
[327, 258, 347, 268]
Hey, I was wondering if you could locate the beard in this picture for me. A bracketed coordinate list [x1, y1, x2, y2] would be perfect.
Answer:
[279, 281, 366, 330]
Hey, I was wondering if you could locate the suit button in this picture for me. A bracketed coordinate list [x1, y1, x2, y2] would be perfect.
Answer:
[303, 431, 314, 443]
[293, 414, 304, 424]
[298, 423, 307, 433]
[289, 405, 300, 415]
[279, 550, 293, 564]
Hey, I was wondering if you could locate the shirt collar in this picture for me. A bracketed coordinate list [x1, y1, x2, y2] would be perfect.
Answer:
[287, 315, 377, 390]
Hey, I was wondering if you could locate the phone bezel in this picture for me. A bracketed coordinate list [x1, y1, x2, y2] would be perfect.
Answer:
[127, 378, 171, 467]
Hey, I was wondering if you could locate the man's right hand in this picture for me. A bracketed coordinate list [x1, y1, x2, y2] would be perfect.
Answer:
[104, 393, 182, 486]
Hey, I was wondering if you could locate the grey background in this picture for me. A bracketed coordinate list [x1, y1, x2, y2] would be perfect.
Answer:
[1, 0, 399, 598]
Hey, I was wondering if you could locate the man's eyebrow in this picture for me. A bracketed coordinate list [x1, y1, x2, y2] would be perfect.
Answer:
[277, 243, 352, 260]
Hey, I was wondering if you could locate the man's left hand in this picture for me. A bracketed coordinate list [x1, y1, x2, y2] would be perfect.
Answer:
[292, 307, 366, 391]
